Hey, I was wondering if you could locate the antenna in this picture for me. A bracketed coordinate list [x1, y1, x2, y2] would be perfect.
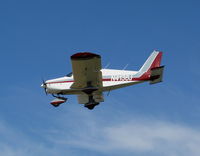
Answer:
[104, 63, 110, 69]
[123, 64, 129, 70]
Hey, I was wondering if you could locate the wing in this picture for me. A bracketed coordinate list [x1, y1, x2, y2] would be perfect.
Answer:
[70, 52, 103, 90]
[77, 92, 104, 104]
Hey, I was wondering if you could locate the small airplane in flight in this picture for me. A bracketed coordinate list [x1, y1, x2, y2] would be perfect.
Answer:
[41, 50, 164, 110]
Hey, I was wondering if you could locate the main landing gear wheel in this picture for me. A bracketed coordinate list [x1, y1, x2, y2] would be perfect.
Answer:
[84, 103, 99, 110]
[84, 91, 99, 110]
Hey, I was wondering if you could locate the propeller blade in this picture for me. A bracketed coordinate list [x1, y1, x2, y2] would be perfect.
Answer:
[41, 78, 48, 95]
[44, 88, 47, 95]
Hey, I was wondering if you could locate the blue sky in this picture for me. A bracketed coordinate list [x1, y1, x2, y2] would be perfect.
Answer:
[1, 0, 200, 155]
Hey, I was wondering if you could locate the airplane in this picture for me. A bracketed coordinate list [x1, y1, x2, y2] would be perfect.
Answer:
[41, 50, 164, 110]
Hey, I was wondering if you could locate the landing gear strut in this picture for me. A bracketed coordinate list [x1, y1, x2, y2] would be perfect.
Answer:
[84, 95, 99, 110]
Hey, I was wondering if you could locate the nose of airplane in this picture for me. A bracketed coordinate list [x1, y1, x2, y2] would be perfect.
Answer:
[41, 81, 48, 95]
[41, 79, 47, 88]
[41, 83, 45, 88]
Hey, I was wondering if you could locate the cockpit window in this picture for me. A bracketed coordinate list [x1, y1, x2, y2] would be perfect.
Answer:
[66, 72, 73, 77]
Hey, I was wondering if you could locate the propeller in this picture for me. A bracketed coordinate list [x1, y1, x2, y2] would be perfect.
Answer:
[41, 79, 48, 95]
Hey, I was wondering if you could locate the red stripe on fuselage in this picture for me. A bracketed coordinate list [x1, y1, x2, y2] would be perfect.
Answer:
[46, 77, 150, 84]
[47, 81, 74, 84]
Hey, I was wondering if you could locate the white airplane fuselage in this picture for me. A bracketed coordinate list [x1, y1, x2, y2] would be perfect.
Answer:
[43, 69, 144, 95]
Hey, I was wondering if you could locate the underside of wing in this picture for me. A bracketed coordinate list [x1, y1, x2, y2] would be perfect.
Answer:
[77, 92, 104, 104]
[70, 52, 103, 91]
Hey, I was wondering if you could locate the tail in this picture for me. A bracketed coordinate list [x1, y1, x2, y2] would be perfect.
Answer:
[136, 50, 164, 84]
[139, 50, 162, 73]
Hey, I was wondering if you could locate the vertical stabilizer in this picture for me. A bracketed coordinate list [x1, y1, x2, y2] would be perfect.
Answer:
[139, 50, 163, 73]
[134, 50, 163, 81]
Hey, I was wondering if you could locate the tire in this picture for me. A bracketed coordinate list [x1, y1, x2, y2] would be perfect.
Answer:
[51, 103, 60, 107]
[84, 103, 99, 110]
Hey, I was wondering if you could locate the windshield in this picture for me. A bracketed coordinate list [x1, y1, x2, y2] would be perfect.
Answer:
[66, 72, 73, 77]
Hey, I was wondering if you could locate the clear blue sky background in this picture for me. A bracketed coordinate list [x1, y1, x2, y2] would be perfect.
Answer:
[1, 0, 200, 156]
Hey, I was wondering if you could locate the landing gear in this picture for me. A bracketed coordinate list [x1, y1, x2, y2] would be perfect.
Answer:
[51, 103, 60, 107]
[50, 94, 68, 107]
[84, 103, 99, 110]
[84, 95, 99, 110]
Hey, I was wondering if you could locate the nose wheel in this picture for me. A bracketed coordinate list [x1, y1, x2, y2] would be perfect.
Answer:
[50, 94, 68, 107]
[51, 103, 61, 107]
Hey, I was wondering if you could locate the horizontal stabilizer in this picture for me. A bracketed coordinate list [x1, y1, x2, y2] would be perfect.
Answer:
[150, 66, 165, 84]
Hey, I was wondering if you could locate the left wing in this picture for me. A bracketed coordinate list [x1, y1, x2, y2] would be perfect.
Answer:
[70, 52, 103, 91]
